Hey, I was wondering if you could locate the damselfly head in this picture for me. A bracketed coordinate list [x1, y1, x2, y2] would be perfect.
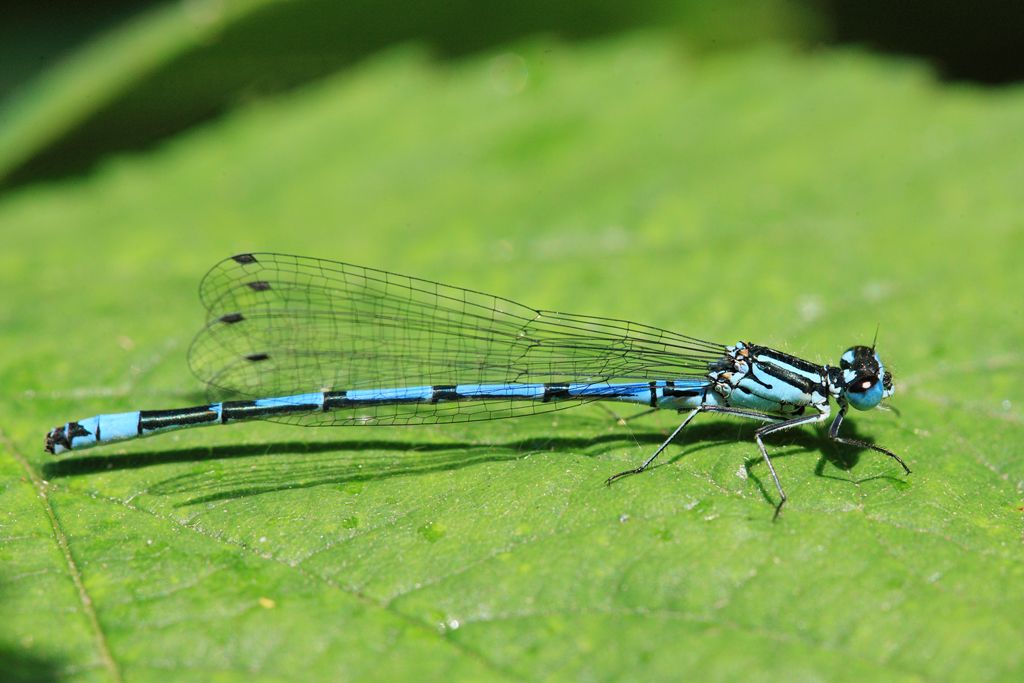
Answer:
[839, 345, 893, 410]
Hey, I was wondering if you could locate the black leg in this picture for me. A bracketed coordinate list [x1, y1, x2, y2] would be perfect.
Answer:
[605, 405, 788, 486]
[605, 408, 701, 484]
[828, 403, 911, 474]
[753, 410, 832, 518]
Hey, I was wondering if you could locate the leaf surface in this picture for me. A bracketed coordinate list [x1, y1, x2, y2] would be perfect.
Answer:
[2, 32, 1022, 683]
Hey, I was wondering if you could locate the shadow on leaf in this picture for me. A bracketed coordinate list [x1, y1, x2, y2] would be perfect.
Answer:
[0, 643, 63, 683]
[42, 416, 906, 506]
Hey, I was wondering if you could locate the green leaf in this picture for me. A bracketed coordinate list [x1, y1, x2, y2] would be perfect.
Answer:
[0, 0, 822, 186]
[2, 32, 1023, 682]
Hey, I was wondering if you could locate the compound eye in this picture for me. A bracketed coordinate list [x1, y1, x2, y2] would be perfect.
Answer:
[851, 376, 877, 392]
[840, 346, 873, 370]
[846, 374, 884, 410]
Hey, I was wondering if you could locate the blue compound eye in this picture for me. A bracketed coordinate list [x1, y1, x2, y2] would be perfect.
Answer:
[846, 375, 884, 410]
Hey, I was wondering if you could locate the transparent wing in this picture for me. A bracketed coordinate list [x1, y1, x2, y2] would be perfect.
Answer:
[188, 253, 726, 426]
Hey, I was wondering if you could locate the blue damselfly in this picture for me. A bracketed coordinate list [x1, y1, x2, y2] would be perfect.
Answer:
[46, 253, 909, 514]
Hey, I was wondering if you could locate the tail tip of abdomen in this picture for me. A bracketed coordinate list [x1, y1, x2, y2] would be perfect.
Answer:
[45, 425, 68, 454]
[45, 421, 89, 454]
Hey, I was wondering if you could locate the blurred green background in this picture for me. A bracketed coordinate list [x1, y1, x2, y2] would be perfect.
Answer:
[1, 2, 1022, 682]
[2, 0, 1022, 188]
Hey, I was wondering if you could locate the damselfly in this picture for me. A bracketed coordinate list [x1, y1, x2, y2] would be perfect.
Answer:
[46, 253, 909, 514]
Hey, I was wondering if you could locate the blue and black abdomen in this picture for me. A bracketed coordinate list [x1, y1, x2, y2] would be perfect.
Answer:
[46, 378, 716, 453]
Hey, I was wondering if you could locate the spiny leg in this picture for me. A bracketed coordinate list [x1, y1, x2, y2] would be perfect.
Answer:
[828, 403, 911, 474]
[605, 405, 786, 486]
[605, 408, 701, 484]
[751, 410, 831, 518]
